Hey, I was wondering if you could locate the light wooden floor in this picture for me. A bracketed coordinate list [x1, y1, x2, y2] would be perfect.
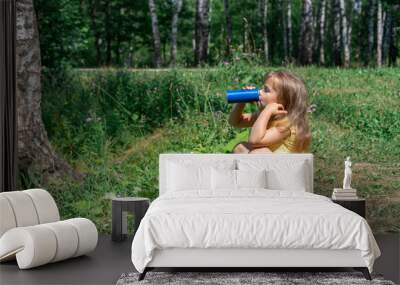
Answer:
[0, 234, 398, 285]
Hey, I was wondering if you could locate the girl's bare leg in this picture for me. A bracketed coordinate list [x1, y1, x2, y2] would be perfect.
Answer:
[249, 146, 272, 154]
[232, 142, 252, 154]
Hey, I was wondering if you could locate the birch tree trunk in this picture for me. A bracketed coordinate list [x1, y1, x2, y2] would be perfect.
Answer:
[388, 6, 398, 66]
[89, 0, 101, 65]
[170, 0, 183, 66]
[332, 0, 342, 65]
[318, 0, 326, 65]
[376, 0, 383, 67]
[340, 0, 350, 67]
[298, 0, 313, 65]
[287, 0, 293, 61]
[195, 0, 210, 65]
[347, 0, 353, 63]
[261, 0, 269, 63]
[383, 8, 395, 66]
[148, 0, 162, 67]
[223, 0, 233, 57]
[207, 0, 212, 57]
[282, 0, 288, 61]
[367, 0, 376, 65]
[105, 1, 112, 65]
[16, 0, 82, 183]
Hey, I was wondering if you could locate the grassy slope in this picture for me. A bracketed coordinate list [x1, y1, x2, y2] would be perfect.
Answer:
[40, 66, 400, 233]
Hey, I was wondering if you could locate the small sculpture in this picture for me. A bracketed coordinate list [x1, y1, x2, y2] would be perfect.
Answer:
[343, 156, 352, 190]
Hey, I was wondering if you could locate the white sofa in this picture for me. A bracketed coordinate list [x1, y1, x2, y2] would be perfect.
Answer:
[0, 189, 98, 269]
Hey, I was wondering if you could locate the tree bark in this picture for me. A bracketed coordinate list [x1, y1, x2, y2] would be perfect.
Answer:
[298, 0, 313, 65]
[376, 0, 383, 67]
[347, 0, 353, 63]
[16, 0, 83, 184]
[243, 17, 249, 53]
[223, 0, 233, 57]
[353, 0, 362, 62]
[340, 0, 350, 67]
[366, 0, 376, 65]
[89, 0, 101, 65]
[148, 0, 162, 67]
[382, 8, 390, 65]
[194, 0, 209, 65]
[318, 0, 326, 65]
[261, 0, 269, 63]
[332, 0, 341, 65]
[388, 12, 397, 66]
[287, 0, 293, 61]
[105, 0, 112, 65]
[282, 0, 288, 62]
[170, 0, 183, 66]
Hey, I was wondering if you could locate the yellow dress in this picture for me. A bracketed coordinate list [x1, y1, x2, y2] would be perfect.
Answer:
[265, 117, 298, 153]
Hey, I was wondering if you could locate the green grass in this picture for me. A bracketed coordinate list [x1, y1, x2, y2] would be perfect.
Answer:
[36, 63, 400, 234]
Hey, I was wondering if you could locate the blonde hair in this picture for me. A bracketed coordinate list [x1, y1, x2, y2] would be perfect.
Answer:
[264, 70, 312, 152]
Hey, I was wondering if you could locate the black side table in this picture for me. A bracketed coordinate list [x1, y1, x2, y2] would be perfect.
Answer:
[112, 197, 150, 242]
[332, 198, 366, 218]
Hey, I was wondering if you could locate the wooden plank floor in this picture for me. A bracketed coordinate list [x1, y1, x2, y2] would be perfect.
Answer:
[1, 234, 399, 285]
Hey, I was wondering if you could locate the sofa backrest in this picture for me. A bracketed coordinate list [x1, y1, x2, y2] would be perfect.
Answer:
[159, 153, 314, 195]
[0, 189, 60, 238]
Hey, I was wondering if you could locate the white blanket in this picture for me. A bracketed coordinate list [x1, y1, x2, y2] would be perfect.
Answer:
[131, 189, 381, 273]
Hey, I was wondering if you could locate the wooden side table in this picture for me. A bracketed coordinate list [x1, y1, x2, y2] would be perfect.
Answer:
[112, 197, 150, 242]
[332, 198, 366, 218]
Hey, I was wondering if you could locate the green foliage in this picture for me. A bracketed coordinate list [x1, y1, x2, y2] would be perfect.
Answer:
[34, 0, 400, 68]
[39, 64, 400, 234]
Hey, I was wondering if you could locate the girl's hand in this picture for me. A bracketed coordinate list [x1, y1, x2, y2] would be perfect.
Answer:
[264, 102, 288, 116]
[242, 85, 256, 90]
[242, 85, 261, 110]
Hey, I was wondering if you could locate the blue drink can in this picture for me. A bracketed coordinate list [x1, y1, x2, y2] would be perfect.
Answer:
[226, 89, 260, 103]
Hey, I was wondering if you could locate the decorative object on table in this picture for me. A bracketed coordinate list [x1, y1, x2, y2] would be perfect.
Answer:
[0, 189, 98, 269]
[112, 197, 150, 242]
[332, 198, 366, 218]
[332, 156, 359, 200]
[116, 271, 394, 285]
[343, 156, 352, 189]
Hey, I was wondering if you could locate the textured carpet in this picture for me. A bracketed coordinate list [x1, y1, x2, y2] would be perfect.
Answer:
[116, 271, 396, 285]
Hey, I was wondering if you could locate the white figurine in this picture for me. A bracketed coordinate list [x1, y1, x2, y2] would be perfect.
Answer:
[343, 156, 352, 190]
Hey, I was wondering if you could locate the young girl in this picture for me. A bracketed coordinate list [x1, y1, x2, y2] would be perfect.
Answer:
[228, 70, 311, 154]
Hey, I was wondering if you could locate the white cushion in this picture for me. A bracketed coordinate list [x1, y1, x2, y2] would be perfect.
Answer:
[0, 196, 16, 237]
[24, 189, 60, 224]
[266, 163, 307, 191]
[211, 168, 268, 191]
[211, 168, 237, 191]
[167, 162, 211, 191]
[166, 159, 236, 192]
[236, 169, 268, 189]
[237, 159, 309, 191]
[1, 191, 39, 227]
[42, 221, 79, 262]
[0, 218, 98, 269]
[63, 218, 98, 257]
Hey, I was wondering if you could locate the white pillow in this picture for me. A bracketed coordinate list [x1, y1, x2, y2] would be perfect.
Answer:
[265, 164, 307, 191]
[167, 162, 211, 191]
[236, 169, 268, 189]
[211, 168, 237, 191]
[211, 168, 268, 191]
[166, 159, 236, 192]
[237, 159, 309, 192]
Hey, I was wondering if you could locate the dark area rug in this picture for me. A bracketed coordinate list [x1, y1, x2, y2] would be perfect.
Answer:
[116, 271, 396, 285]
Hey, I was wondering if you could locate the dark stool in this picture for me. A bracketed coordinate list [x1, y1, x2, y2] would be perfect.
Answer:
[112, 197, 150, 242]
